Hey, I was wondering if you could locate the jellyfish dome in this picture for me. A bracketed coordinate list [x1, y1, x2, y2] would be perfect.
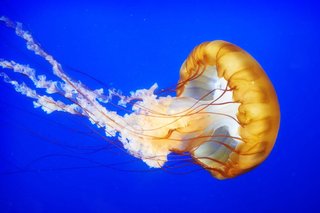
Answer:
[175, 41, 280, 178]
[0, 17, 280, 179]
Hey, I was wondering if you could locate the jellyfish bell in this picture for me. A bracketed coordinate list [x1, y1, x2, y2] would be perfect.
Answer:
[0, 16, 280, 180]
[175, 41, 280, 179]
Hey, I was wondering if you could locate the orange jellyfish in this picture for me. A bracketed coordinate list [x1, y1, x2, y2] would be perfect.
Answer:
[0, 16, 280, 179]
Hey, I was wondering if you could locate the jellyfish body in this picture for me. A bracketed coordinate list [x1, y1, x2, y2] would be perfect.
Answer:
[0, 17, 280, 179]
[175, 41, 280, 179]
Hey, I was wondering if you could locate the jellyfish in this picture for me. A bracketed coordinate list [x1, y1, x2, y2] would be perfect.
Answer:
[0, 16, 280, 179]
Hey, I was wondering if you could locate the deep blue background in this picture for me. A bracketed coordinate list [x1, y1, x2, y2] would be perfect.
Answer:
[0, 0, 319, 212]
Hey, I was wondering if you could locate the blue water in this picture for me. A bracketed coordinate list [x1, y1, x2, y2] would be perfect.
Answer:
[0, 1, 319, 212]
